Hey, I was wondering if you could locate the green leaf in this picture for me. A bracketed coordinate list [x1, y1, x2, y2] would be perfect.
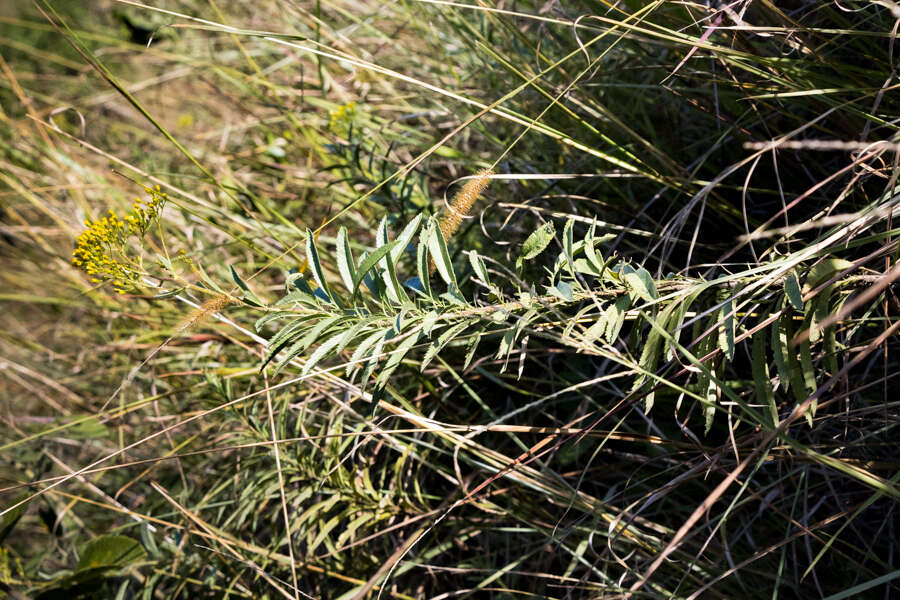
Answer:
[704, 377, 718, 436]
[353, 241, 399, 298]
[421, 321, 470, 371]
[804, 257, 853, 293]
[468, 251, 491, 287]
[0, 494, 28, 544]
[416, 233, 432, 299]
[303, 333, 346, 376]
[230, 265, 250, 293]
[274, 315, 343, 375]
[771, 303, 791, 393]
[583, 315, 607, 344]
[348, 328, 390, 377]
[621, 265, 658, 302]
[305, 229, 329, 298]
[427, 222, 457, 287]
[336, 226, 356, 292]
[562, 218, 575, 277]
[605, 295, 630, 343]
[377, 328, 423, 386]
[390, 213, 423, 264]
[784, 272, 804, 310]
[520, 221, 555, 261]
[752, 330, 778, 428]
[76, 535, 146, 572]
[719, 298, 735, 362]
[798, 338, 817, 426]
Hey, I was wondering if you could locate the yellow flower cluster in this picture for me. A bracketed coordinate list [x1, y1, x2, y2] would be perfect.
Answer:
[328, 101, 357, 134]
[72, 186, 166, 294]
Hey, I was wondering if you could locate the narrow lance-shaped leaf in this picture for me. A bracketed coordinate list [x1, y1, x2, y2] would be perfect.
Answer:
[427, 221, 457, 287]
[785, 272, 804, 310]
[336, 226, 356, 292]
[305, 229, 330, 299]
[353, 241, 399, 298]
[752, 329, 778, 428]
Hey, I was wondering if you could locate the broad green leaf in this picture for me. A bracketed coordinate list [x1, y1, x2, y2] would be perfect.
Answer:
[804, 257, 853, 293]
[552, 280, 574, 301]
[520, 221, 555, 261]
[468, 251, 491, 287]
[76, 535, 146, 572]
[583, 316, 607, 344]
[605, 294, 630, 343]
[621, 265, 658, 302]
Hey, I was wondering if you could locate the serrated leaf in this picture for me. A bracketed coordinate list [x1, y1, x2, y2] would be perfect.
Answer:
[752, 330, 778, 428]
[622, 265, 658, 302]
[719, 298, 735, 362]
[353, 241, 399, 298]
[704, 377, 718, 436]
[274, 315, 343, 375]
[562, 218, 575, 277]
[520, 221, 555, 261]
[305, 229, 329, 298]
[348, 328, 390, 377]
[390, 213, 423, 264]
[336, 226, 356, 292]
[468, 251, 491, 287]
[303, 333, 346, 375]
[605, 295, 630, 343]
[427, 222, 457, 287]
[377, 329, 423, 386]
[421, 321, 470, 371]
[771, 304, 791, 393]
[784, 273, 803, 310]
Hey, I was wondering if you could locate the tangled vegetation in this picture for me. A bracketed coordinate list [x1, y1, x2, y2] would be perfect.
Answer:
[1, 1, 898, 599]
